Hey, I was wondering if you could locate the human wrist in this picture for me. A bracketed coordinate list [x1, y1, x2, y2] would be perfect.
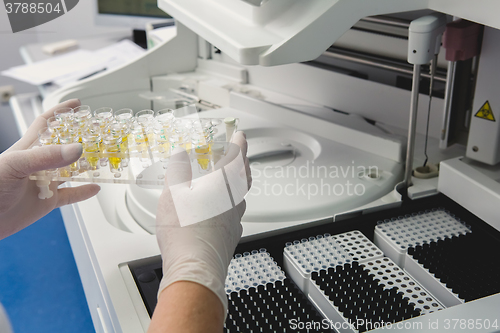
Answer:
[159, 257, 229, 315]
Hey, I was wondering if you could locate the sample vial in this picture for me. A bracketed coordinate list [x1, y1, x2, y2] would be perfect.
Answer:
[82, 133, 101, 170]
[155, 108, 175, 127]
[136, 110, 155, 144]
[47, 116, 66, 138]
[136, 109, 154, 127]
[168, 133, 181, 151]
[73, 105, 92, 142]
[59, 131, 80, 176]
[179, 128, 192, 152]
[93, 107, 113, 129]
[88, 118, 104, 136]
[73, 105, 91, 119]
[103, 135, 123, 174]
[224, 117, 237, 142]
[113, 108, 134, 124]
[53, 107, 74, 124]
[109, 123, 130, 149]
[173, 119, 192, 152]
[154, 124, 170, 157]
[38, 127, 57, 146]
[37, 127, 59, 177]
[110, 123, 130, 167]
[192, 133, 211, 171]
[131, 123, 148, 150]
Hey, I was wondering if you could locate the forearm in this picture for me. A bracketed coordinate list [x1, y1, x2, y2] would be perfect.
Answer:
[148, 281, 225, 333]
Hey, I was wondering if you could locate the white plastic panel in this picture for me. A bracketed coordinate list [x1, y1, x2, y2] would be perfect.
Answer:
[158, 0, 500, 66]
[374, 209, 471, 267]
[466, 27, 500, 165]
[225, 249, 286, 293]
[283, 230, 383, 295]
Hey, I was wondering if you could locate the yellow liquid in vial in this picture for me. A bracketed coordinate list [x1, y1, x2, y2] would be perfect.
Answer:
[70, 161, 78, 171]
[59, 169, 71, 177]
[195, 144, 210, 170]
[85, 147, 99, 168]
[183, 142, 192, 153]
[107, 147, 121, 170]
[121, 135, 129, 150]
[135, 133, 147, 145]
[156, 134, 169, 154]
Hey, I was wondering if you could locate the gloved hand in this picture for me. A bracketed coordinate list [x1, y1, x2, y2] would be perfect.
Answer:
[0, 99, 100, 240]
[156, 131, 251, 316]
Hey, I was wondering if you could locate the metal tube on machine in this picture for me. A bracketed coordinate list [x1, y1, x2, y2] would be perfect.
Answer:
[404, 64, 421, 189]
[404, 13, 447, 193]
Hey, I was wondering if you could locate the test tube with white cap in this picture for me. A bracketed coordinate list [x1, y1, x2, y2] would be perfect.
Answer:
[224, 117, 237, 142]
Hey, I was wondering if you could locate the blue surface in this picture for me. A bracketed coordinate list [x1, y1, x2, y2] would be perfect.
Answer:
[0, 209, 95, 333]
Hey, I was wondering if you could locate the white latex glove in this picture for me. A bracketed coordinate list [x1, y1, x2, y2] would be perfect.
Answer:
[0, 99, 100, 239]
[156, 131, 251, 315]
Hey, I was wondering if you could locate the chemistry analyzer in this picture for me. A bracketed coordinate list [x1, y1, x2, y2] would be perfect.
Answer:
[10, 0, 500, 332]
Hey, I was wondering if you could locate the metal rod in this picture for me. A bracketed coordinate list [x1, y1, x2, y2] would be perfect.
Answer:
[423, 55, 437, 167]
[404, 64, 422, 191]
[361, 16, 411, 28]
[439, 61, 457, 148]
[322, 50, 447, 82]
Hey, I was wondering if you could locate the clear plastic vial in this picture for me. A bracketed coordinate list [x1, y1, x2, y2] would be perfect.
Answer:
[59, 131, 80, 175]
[103, 135, 123, 174]
[82, 133, 101, 170]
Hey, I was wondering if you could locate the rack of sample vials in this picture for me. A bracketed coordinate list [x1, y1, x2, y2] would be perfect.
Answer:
[224, 249, 327, 333]
[30, 104, 238, 188]
[283, 231, 446, 332]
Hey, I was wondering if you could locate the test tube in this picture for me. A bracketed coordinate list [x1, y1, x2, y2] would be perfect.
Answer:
[74, 105, 91, 115]
[74, 105, 92, 123]
[173, 118, 192, 132]
[113, 108, 134, 124]
[38, 127, 57, 146]
[130, 123, 152, 167]
[59, 131, 80, 176]
[109, 123, 130, 167]
[53, 107, 74, 124]
[136, 109, 154, 126]
[153, 123, 170, 158]
[47, 116, 66, 139]
[82, 133, 101, 170]
[93, 107, 113, 130]
[173, 119, 192, 152]
[87, 118, 104, 135]
[181, 128, 192, 152]
[131, 123, 147, 150]
[155, 108, 175, 127]
[224, 117, 237, 142]
[192, 133, 211, 171]
[103, 135, 123, 175]
[109, 123, 128, 146]
[73, 105, 92, 141]
[168, 133, 181, 151]
[34, 129, 56, 198]
[136, 109, 155, 144]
